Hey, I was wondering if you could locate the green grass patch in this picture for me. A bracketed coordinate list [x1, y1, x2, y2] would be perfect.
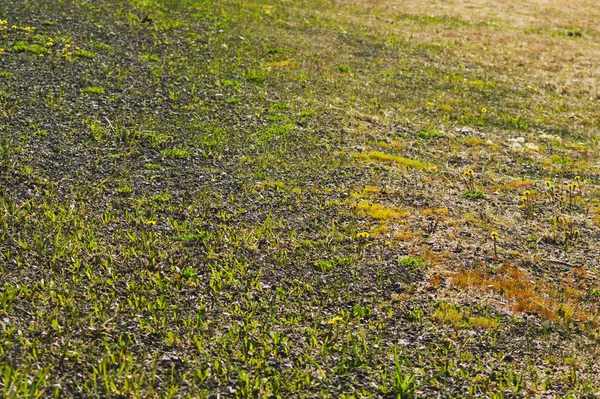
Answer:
[83, 86, 105, 94]
[12, 41, 49, 55]
[161, 148, 190, 158]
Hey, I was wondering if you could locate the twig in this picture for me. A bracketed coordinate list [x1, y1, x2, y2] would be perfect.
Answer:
[542, 258, 576, 268]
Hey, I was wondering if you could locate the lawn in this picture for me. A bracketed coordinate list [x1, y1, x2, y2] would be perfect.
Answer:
[1, 0, 600, 397]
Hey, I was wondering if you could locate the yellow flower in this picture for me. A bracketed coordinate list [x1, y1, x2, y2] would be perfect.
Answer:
[490, 231, 498, 241]
[39, 53, 44, 57]
[357, 232, 370, 239]
[327, 315, 343, 325]
[481, 107, 487, 113]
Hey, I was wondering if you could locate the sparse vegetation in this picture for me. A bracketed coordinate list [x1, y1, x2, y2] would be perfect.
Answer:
[1, 0, 600, 397]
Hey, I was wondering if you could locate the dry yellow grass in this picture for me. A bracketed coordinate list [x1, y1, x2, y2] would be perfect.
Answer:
[356, 200, 409, 220]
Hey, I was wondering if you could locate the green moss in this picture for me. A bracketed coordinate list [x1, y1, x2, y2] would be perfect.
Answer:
[355, 151, 436, 170]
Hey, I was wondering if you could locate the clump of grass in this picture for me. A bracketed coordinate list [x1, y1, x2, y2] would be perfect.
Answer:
[12, 41, 49, 55]
[74, 49, 94, 58]
[355, 151, 436, 170]
[314, 259, 334, 272]
[314, 256, 354, 272]
[245, 70, 265, 84]
[417, 128, 444, 139]
[356, 200, 409, 220]
[116, 185, 132, 196]
[145, 163, 162, 170]
[83, 86, 105, 94]
[180, 231, 208, 244]
[161, 148, 190, 158]
[464, 190, 484, 199]
[433, 304, 465, 328]
[398, 256, 427, 268]
[152, 191, 171, 203]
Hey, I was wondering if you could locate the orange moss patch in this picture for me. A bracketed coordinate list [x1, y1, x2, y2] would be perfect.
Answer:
[450, 269, 595, 323]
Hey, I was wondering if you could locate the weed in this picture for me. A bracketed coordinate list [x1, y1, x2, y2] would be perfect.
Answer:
[398, 256, 427, 269]
[152, 190, 171, 203]
[116, 185, 132, 196]
[74, 49, 94, 58]
[161, 148, 190, 158]
[12, 41, 49, 55]
[83, 86, 105, 94]
[464, 190, 484, 199]
[145, 163, 162, 170]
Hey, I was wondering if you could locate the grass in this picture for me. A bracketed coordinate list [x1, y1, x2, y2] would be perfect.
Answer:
[355, 151, 436, 170]
[356, 200, 409, 221]
[83, 86, 104, 94]
[1, 0, 600, 397]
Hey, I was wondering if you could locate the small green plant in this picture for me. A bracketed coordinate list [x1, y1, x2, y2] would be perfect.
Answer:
[417, 128, 444, 139]
[462, 169, 484, 199]
[180, 267, 199, 279]
[161, 148, 190, 158]
[74, 49, 95, 58]
[12, 41, 49, 55]
[245, 70, 265, 84]
[398, 256, 427, 268]
[392, 347, 417, 399]
[116, 185, 132, 196]
[180, 231, 208, 244]
[152, 191, 171, 203]
[335, 65, 351, 73]
[83, 86, 105, 94]
[314, 259, 334, 272]
[145, 163, 162, 170]
[464, 190, 484, 199]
